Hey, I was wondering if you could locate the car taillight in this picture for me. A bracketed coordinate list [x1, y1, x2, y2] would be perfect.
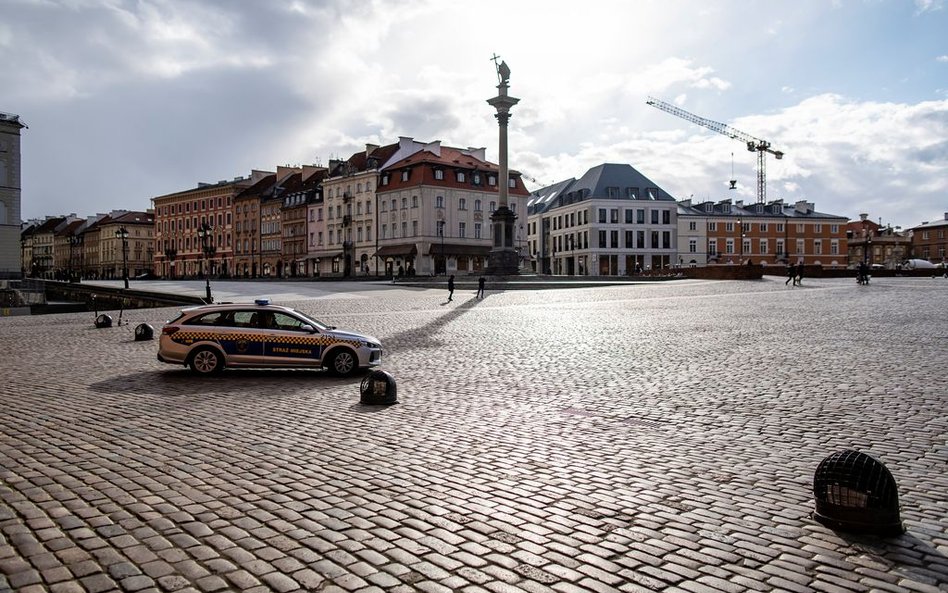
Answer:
[161, 326, 179, 336]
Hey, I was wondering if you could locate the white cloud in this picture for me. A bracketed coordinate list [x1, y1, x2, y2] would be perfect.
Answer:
[937, 55, 948, 62]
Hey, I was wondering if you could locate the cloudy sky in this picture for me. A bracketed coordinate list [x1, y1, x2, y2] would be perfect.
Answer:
[3, 0, 947, 229]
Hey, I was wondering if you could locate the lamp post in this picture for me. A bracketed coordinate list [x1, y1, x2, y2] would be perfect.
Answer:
[865, 231, 873, 266]
[437, 219, 445, 276]
[196, 222, 215, 302]
[164, 247, 177, 279]
[115, 226, 129, 289]
[736, 218, 744, 264]
[250, 227, 257, 278]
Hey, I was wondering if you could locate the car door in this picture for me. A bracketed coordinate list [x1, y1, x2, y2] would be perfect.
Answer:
[212, 310, 266, 365]
[261, 311, 324, 367]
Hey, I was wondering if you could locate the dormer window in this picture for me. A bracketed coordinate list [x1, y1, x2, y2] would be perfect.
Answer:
[488, 176, 497, 186]
[473, 173, 481, 185]
[381, 174, 389, 186]
[401, 170, 410, 182]
[434, 169, 444, 180]
[456, 171, 466, 183]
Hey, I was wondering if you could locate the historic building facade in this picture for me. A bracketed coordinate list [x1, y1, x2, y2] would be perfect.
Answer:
[909, 213, 948, 264]
[678, 199, 849, 268]
[376, 142, 531, 276]
[152, 172, 266, 279]
[527, 163, 678, 275]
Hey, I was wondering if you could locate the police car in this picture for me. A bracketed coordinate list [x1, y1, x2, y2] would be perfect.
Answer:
[157, 299, 382, 376]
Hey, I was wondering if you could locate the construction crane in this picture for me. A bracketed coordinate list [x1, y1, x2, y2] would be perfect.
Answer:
[646, 97, 784, 204]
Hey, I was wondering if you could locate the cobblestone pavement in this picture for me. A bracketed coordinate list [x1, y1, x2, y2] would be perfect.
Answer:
[2, 277, 947, 593]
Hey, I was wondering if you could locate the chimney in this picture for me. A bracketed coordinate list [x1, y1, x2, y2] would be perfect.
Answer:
[302, 165, 327, 182]
[276, 165, 302, 182]
[365, 143, 379, 157]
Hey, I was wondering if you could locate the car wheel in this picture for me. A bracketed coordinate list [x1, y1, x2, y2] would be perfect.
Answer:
[188, 347, 224, 375]
[328, 349, 358, 376]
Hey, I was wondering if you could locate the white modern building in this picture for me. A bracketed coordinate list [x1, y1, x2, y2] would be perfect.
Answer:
[526, 163, 678, 275]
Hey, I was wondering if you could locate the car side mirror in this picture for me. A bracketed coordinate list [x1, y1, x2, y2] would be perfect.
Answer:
[300, 324, 317, 333]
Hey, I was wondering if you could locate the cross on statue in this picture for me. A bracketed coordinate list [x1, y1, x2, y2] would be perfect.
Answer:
[490, 53, 510, 85]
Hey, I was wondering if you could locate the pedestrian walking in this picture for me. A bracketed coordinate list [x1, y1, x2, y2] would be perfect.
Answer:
[476, 276, 485, 298]
[795, 264, 804, 286]
[448, 274, 455, 301]
[786, 263, 796, 286]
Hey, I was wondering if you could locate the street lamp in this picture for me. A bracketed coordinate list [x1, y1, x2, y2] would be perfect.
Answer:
[196, 222, 216, 303]
[164, 247, 177, 279]
[114, 226, 129, 289]
[865, 231, 873, 266]
[437, 220, 445, 276]
[737, 218, 744, 263]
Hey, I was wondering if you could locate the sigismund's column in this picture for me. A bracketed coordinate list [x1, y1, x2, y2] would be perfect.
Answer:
[485, 58, 520, 276]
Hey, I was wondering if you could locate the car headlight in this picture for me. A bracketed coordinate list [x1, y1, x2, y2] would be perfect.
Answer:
[362, 341, 380, 349]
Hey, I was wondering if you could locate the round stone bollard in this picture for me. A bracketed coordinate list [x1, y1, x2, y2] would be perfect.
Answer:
[134, 323, 155, 341]
[813, 449, 904, 536]
[360, 370, 398, 405]
[94, 314, 113, 329]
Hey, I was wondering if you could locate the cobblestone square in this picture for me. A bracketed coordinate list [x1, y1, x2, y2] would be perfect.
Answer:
[2, 277, 946, 593]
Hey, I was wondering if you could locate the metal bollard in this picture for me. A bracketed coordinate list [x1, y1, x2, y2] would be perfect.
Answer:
[813, 449, 903, 536]
[94, 314, 113, 329]
[360, 370, 398, 405]
[134, 323, 155, 341]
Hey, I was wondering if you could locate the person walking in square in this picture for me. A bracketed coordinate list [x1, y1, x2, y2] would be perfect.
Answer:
[786, 263, 796, 286]
[447, 274, 455, 301]
[476, 276, 486, 299]
[795, 263, 804, 286]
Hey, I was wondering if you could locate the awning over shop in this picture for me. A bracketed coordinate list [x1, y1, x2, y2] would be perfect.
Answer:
[308, 252, 343, 260]
[427, 243, 491, 257]
[374, 244, 418, 258]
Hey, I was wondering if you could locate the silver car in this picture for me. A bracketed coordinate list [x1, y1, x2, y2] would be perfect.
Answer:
[157, 299, 382, 376]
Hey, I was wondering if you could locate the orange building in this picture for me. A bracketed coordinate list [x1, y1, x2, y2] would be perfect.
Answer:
[679, 199, 849, 268]
[152, 173, 266, 279]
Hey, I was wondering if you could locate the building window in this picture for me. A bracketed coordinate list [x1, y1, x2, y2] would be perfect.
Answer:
[412, 220, 418, 237]
[759, 239, 768, 254]
[401, 221, 408, 237]
[663, 232, 672, 249]
[380, 202, 386, 213]
[473, 173, 481, 185]
[459, 198, 467, 210]
[625, 230, 634, 247]
[725, 222, 734, 232]
[436, 195, 444, 208]
[814, 224, 822, 233]
[726, 239, 734, 254]
[625, 210, 634, 224]
[457, 171, 466, 183]
[488, 176, 496, 186]
[490, 201, 496, 213]
[459, 222, 466, 238]
[508, 178, 516, 188]
[776, 223, 784, 232]
[475, 223, 482, 239]
[689, 239, 697, 253]
[708, 222, 717, 231]
[776, 239, 785, 255]
[709, 239, 717, 255]
[760, 223, 768, 232]
[830, 240, 839, 255]
[382, 174, 390, 185]
[651, 210, 659, 225]
[434, 169, 444, 180]
[411, 195, 418, 208]
[814, 239, 822, 254]
[598, 209, 607, 224]
[391, 199, 397, 211]
[401, 170, 410, 182]
[636, 231, 645, 249]
[474, 199, 482, 211]
[796, 239, 805, 254]
[689, 221, 697, 231]
[797, 224, 805, 233]
[610, 230, 619, 248]
[662, 210, 671, 225]
[610, 209, 619, 224]
[598, 230, 607, 248]
[831, 224, 839, 233]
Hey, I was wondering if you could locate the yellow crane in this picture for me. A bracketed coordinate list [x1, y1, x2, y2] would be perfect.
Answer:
[646, 97, 784, 204]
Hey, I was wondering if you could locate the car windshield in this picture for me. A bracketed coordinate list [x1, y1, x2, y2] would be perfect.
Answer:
[291, 309, 332, 331]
